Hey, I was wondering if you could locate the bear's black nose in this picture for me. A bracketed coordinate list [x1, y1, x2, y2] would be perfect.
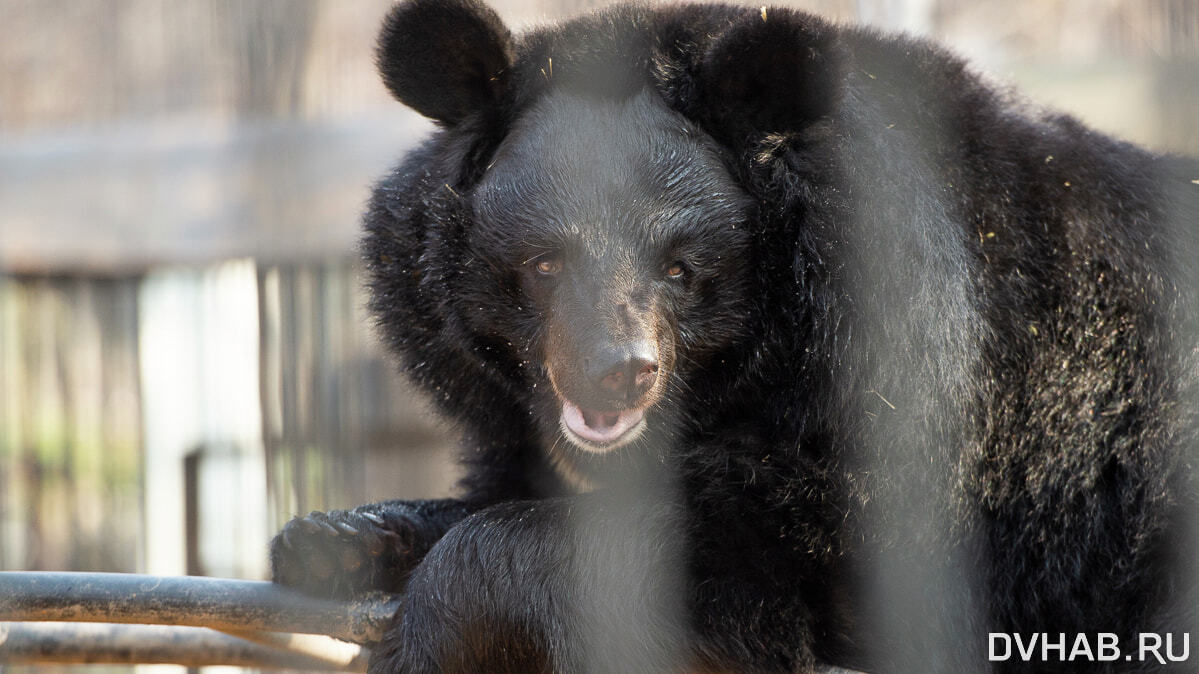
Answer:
[591, 342, 658, 403]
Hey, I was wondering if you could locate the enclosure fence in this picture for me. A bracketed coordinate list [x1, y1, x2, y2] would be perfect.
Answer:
[0, 571, 400, 670]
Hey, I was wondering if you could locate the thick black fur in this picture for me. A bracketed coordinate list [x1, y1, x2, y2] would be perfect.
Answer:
[270, 2, 1199, 672]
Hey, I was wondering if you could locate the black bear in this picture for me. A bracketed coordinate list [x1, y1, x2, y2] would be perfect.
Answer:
[271, 1, 1199, 672]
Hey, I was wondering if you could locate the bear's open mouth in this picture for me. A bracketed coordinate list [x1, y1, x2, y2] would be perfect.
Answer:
[559, 401, 647, 452]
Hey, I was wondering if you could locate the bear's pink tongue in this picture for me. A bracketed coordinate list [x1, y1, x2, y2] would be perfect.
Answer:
[561, 401, 645, 445]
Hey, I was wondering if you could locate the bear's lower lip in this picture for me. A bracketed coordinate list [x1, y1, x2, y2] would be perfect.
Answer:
[560, 401, 647, 452]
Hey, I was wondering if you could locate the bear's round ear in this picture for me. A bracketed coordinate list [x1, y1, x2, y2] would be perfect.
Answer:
[376, 0, 513, 126]
[694, 9, 843, 138]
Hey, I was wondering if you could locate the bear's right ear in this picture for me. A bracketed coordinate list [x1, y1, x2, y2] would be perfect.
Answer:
[376, 0, 513, 126]
[690, 8, 843, 140]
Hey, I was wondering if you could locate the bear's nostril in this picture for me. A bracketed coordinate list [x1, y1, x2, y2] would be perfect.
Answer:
[599, 371, 626, 394]
[635, 362, 658, 392]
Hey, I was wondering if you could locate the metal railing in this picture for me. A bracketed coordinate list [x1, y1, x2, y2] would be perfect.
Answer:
[0, 572, 401, 670]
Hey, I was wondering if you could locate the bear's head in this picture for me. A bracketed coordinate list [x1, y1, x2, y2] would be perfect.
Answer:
[470, 89, 754, 454]
[369, 0, 844, 481]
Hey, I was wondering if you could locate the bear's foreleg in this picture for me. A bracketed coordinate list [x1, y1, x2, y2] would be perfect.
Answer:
[366, 494, 699, 673]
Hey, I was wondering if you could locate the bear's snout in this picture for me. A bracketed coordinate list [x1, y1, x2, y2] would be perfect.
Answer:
[589, 340, 659, 403]
[546, 321, 667, 452]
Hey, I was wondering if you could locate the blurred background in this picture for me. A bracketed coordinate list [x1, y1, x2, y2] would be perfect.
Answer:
[1, 0, 1196, 589]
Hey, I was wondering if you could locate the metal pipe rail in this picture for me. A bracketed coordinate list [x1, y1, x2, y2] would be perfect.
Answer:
[0, 572, 401, 670]
[0, 623, 366, 670]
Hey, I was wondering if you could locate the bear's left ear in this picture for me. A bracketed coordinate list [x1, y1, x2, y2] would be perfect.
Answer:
[692, 8, 843, 139]
[376, 0, 513, 126]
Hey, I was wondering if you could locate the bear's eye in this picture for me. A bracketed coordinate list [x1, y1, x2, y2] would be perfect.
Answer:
[665, 261, 687, 279]
[535, 257, 563, 276]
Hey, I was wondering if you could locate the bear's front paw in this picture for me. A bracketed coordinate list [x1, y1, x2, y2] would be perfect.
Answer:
[270, 507, 424, 599]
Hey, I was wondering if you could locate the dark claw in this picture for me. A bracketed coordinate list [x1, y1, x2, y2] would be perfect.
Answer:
[318, 520, 340, 536]
[335, 521, 360, 536]
[298, 517, 322, 534]
[360, 512, 386, 526]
